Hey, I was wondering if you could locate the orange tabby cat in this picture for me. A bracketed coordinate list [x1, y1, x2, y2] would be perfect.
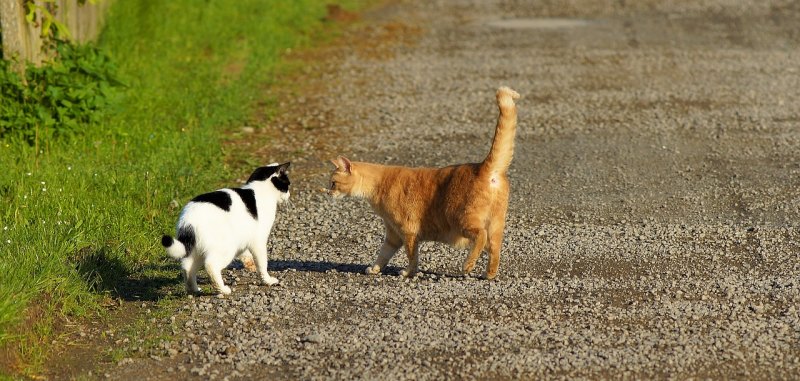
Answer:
[328, 86, 520, 279]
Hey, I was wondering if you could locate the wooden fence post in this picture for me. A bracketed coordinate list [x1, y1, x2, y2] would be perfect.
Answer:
[0, 0, 44, 68]
[0, 0, 110, 69]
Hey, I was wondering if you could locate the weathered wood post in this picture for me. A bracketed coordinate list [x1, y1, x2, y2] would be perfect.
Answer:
[0, 0, 44, 69]
[1, 0, 110, 71]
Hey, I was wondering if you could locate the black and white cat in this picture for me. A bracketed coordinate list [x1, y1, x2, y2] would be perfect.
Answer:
[162, 162, 291, 295]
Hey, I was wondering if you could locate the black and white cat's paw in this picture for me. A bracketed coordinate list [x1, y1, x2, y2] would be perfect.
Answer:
[217, 285, 232, 295]
[262, 275, 280, 286]
[185, 284, 203, 295]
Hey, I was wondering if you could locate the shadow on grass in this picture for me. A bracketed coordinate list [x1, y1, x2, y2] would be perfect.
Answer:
[114, 263, 180, 302]
[73, 246, 179, 302]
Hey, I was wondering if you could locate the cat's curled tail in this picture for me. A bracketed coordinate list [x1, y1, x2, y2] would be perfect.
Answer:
[482, 86, 520, 175]
[161, 225, 195, 260]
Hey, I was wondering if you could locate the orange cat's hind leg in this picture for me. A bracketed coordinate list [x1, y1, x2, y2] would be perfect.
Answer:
[399, 235, 420, 278]
[483, 209, 507, 279]
[485, 227, 504, 280]
[462, 227, 488, 275]
[366, 228, 402, 275]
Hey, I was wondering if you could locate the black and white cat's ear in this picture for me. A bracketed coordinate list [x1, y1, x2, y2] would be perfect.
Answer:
[247, 167, 269, 183]
[278, 162, 291, 174]
[247, 163, 287, 183]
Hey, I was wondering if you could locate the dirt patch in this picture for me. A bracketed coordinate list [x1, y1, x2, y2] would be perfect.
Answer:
[324, 4, 359, 23]
[42, 301, 130, 380]
[224, 5, 422, 181]
[39, 271, 184, 380]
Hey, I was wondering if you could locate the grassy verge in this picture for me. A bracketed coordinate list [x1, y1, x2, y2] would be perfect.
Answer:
[0, 0, 368, 376]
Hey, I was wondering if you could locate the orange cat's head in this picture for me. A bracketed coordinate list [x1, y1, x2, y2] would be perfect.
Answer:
[328, 156, 358, 198]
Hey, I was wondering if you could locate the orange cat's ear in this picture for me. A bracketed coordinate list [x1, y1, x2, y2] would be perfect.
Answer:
[338, 156, 352, 174]
[332, 156, 352, 174]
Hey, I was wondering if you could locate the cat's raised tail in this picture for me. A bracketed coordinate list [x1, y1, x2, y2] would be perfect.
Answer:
[162, 235, 186, 259]
[162, 225, 195, 260]
[482, 86, 520, 175]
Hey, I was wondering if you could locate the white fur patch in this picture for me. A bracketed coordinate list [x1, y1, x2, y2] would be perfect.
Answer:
[168, 181, 287, 295]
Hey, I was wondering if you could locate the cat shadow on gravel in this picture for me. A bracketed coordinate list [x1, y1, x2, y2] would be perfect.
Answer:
[268, 260, 465, 279]
[268, 259, 403, 275]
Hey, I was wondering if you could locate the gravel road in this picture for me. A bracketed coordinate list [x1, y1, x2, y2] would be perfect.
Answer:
[106, 0, 800, 379]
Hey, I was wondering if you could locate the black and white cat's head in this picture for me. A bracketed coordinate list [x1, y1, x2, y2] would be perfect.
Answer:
[247, 162, 291, 203]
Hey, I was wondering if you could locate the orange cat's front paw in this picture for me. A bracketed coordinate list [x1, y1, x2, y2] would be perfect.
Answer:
[463, 262, 475, 275]
[484, 270, 498, 280]
[242, 258, 257, 272]
[400, 267, 417, 278]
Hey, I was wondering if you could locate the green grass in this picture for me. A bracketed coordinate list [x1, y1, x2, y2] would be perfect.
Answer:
[0, 0, 368, 375]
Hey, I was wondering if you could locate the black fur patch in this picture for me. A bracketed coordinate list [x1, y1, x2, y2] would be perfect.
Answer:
[232, 188, 258, 220]
[176, 225, 196, 257]
[191, 190, 232, 211]
[161, 235, 173, 247]
[271, 174, 290, 193]
[247, 166, 279, 183]
[247, 162, 291, 184]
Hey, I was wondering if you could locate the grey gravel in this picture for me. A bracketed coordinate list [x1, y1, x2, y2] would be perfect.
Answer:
[108, 0, 800, 380]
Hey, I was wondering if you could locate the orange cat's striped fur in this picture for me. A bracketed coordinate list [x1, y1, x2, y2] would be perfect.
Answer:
[328, 87, 520, 279]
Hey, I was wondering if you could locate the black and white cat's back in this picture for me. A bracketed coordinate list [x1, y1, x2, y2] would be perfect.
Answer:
[162, 162, 291, 295]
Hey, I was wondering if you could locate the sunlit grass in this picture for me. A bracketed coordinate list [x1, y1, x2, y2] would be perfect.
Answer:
[0, 0, 368, 375]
